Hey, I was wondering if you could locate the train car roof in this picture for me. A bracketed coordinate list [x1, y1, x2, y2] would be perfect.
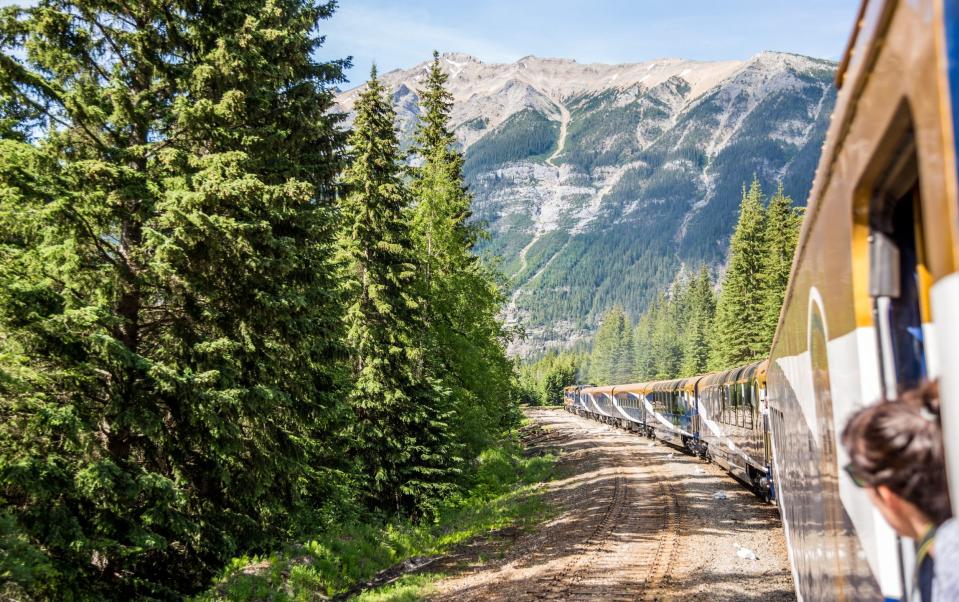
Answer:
[697, 360, 768, 387]
[585, 385, 616, 395]
[647, 378, 687, 392]
[611, 382, 651, 395]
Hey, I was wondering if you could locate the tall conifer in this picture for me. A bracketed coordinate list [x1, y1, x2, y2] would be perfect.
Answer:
[760, 183, 803, 349]
[410, 51, 516, 463]
[680, 267, 716, 376]
[634, 300, 658, 380]
[0, 0, 347, 596]
[340, 67, 463, 514]
[709, 177, 769, 370]
[590, 306, 630, 384]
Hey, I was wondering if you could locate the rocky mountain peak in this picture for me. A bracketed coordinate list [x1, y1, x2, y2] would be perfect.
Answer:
[334, 52, 837, 356]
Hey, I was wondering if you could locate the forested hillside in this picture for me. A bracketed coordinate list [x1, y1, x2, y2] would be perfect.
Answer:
[578, 178, 804, 387]
[0, 5, 517, 599]
[337, 53, 836, 356]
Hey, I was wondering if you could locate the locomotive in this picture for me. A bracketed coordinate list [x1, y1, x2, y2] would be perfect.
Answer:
[566, 0, 959, 599]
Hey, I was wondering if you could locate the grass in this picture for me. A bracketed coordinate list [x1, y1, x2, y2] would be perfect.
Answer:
[195, 435, 556, 602]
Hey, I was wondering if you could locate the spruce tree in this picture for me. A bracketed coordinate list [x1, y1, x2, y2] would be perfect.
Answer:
[340, 66, 462, 514]
[680, 267, 716, 376]
[709, 177, 769, 370]
[616, 318, 636, 383]
[760, 183, 803, 350]
[634, 301, 658, 381]
[652, 283, 683, 379]
[590, 306, 629, 384]
[0, 0, 347, 597]
[410, 51, 517, 463]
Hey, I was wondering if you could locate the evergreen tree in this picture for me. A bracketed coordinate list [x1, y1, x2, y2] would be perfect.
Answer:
[409, 51, 516, 464]
[616, 320, 636, 383]
[680, 267, 716, 376]
[340, 66, 462, 515]
[760, 183, 803, 350]
[652, 283, 684, 379]
[0, 0, 347, 597]
[709, 177, 769, 370]
[589, 306, 630, 384]
[634, 300, 658, 380]
[541, 354, 579, 405]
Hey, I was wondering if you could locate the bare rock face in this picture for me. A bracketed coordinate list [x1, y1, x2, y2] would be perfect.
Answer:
[335, 52, 836, 357]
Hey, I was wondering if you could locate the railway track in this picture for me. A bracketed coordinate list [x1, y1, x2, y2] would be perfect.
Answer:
[526, 419, 692, 601]
[429, 409, 793, 601]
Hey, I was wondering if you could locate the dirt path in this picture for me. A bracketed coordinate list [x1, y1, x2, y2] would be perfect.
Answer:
[428, 408, 795, 601]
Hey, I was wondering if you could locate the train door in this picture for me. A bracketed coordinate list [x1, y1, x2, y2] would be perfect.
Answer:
[867, 128, 929, 601]
[869, 134, 928, 399]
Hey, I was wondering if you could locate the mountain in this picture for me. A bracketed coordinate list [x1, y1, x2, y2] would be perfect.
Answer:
[335, 52, 837, 357]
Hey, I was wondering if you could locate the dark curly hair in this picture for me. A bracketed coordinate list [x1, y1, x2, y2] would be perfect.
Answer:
[841, 381, 952, 525]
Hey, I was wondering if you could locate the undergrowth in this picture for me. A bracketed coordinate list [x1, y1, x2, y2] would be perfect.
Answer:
[196, 435, 556, 601]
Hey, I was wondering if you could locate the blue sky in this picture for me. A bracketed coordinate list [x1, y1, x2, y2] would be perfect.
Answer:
[323, 0, 862, 86]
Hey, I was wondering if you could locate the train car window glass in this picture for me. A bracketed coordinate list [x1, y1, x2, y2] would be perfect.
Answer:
[724, 385, 731, 425]
[727, 384, 734, 426]
[865, 129, 927, 397]
[735, 384, 742, 428]
[741, 383, 748, 428]
[745, 383, 753, 429]
[737, 384, 743, 426]
[721, 386, 726, 424]
[728, 386, 734, 426]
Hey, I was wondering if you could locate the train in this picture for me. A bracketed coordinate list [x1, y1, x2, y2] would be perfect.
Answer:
[565, 360, 774, 501]
[566, 0, 959, 600]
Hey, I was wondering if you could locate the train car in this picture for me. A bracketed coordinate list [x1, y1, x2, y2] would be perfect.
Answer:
[563, 385, 584, 412]
[612, 382, 651, 434]
[765, 0, 959, 599]
[585, 385, 617, 423]
[697, 360, 773, 500]
[645, 377, 697, 448]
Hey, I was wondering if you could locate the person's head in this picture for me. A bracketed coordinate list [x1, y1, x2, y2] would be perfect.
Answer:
[841, 381, 951, 539]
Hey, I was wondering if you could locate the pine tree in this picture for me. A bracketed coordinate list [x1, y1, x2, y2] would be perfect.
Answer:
[634, 301, 658, 380]
[616, 320, 636, 383]
[652, 283, 683, 379]
[409, 51, 516, 466]
[681, 267, 716, 376]
[590, 306, 630, 384]
[760, 183, 803, 350]
[709, 177, 769, 370]
[340, 66, 462, 515]
[0, 0, 347, 597]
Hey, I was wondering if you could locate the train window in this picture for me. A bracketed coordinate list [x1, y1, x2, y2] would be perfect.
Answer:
[865, 125, 929, 398]
[724, 385, 731, 425]
[721, 386, 727, 424]
[744, 383, 753, 429]
[739, 383, 752, 428]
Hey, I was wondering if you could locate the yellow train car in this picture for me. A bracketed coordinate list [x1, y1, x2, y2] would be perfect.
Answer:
[766, 0, 959, 598]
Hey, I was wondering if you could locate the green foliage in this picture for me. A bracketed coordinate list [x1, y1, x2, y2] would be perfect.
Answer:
[196, 436, 555, 601]
[587, 179, 799, 383]
[462, 108, 559, 178]
[339, 66, 462, 515]
[408, 52, 520, 509]
[0, 0, 348, 597]
[517, 351, 581, 405]
[709, 177, 770, 370]
[680, 267, 717, 376]
[588, 306, 634, 384]
[760, 183, 804, 349]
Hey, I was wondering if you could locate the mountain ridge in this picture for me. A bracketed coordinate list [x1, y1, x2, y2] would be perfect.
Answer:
[335, 51, 837, 357]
